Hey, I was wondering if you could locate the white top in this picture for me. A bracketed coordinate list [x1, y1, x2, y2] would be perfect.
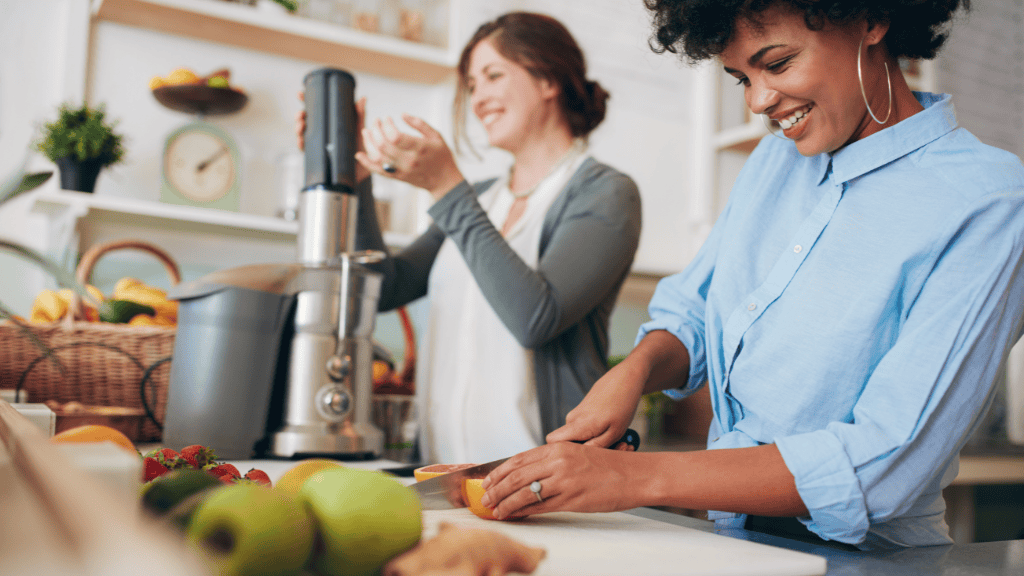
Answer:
[419, 149, 589, 464]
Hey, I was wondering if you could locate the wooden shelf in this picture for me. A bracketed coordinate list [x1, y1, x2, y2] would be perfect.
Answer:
[91, 0, 457, 84]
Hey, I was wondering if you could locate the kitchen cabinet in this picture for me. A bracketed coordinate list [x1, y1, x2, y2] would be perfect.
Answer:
[91, 0, 461, 84]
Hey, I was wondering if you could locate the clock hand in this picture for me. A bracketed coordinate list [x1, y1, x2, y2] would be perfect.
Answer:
[196, 146, 229, 172]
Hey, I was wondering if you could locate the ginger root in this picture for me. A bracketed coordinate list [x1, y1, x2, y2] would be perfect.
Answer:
[382, 522, 546, 576]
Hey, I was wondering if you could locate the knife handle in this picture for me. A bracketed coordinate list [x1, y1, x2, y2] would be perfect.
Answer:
[573, 428, 641, 451]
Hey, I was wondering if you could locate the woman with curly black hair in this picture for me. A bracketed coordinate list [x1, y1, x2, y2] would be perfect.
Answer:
[478, 0, 1024, 550]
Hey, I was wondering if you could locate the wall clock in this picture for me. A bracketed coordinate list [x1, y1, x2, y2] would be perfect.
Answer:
[160, 121, 241, 211]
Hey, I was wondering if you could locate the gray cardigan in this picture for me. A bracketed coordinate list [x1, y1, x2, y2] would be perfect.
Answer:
[356, 157, 642, 435]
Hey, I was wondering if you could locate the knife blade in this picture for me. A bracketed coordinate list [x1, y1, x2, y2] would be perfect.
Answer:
[411, 427, 641, 510]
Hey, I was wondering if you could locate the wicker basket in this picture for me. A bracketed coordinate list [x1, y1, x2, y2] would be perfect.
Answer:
[0, 240, 180, 442]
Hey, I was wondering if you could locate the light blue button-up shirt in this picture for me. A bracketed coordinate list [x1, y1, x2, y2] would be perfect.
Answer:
[640, 93, 1024, 549]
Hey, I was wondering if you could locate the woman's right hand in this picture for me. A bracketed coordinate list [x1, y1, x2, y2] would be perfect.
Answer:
[356, 115, 465, 199]
[546, 357, 648, 450]
[295, 93, 371, 185]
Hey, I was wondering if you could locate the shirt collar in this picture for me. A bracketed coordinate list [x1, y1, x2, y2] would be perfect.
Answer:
[825, 92, 957, 185]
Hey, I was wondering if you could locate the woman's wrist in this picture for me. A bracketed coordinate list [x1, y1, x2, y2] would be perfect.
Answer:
[428, 168, 468, 200]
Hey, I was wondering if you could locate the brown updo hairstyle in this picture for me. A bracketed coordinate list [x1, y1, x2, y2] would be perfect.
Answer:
[453, 12, 610, 154]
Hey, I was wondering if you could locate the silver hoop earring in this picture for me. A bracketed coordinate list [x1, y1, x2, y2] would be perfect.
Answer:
[761, 114, 791, 141]
[857, 35, 892, 125]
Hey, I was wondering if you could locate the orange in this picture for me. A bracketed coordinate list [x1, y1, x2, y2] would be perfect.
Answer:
[412, 462, 477, 483]
[461, 478, 497, 520]
[51, 424, 137, 454]
[274, 458, 344, 496]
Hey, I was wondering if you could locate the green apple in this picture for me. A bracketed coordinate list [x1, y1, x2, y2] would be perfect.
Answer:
[141, 468, 223, 517]
[186, 483, 315, 576]
[298, 467, 422, 576]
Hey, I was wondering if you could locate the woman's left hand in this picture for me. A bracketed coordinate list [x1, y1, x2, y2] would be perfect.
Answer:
[356, 114, 465, 199]
[479, 441, 640, 520]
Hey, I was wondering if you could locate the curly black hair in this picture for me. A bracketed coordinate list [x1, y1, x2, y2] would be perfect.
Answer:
[645, 0, 970, 63]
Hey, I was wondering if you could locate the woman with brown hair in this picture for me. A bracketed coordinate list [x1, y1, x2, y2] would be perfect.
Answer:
[304, 12, 642, 466]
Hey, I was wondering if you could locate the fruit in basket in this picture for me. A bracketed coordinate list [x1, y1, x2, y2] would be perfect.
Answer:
[186, 483, 316, 576]
[141, 468, 224, 516]
[274, 458, 345, 496]
[29, 285, 104, 323]
[299, 467, 422, 576]
[98, 299, 156, 324]
[113, 277, 178, 324]
[51, 424, 137, 454]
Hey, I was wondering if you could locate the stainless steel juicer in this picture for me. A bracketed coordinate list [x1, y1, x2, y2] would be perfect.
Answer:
[162, 68, 385, 459]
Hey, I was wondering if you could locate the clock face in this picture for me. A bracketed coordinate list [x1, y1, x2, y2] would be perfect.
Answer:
[163, 126, 238, 203]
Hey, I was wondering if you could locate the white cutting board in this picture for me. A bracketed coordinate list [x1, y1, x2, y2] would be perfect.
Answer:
[422, 509, 827, 576]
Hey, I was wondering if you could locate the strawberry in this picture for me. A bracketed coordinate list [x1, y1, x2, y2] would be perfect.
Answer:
[145, 447, 187, 470]
[206, 462, 241, 480]
[142, 456, 169, 482]
[179, 445, 217, 469]
[244, 468, 272, 487]
[217, 474, 237, 485]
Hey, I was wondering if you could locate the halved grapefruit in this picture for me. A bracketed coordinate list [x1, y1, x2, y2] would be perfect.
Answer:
[412, 462, 477, 483]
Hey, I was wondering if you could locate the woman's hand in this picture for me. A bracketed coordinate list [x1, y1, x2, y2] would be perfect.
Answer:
[546, 358, 648, 450]
[479, 442, 641, 520]
[295, 93, 371, 184]
[356, 114, 465, 199]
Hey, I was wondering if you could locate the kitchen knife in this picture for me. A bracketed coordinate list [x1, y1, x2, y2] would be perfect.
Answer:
[411, 428, 641, 510]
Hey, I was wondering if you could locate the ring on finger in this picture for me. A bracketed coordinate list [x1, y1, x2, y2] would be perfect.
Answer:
[530, 480, 543, 503]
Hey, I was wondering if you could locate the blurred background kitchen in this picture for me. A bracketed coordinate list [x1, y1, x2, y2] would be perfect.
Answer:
[1, 0, 1023, 544]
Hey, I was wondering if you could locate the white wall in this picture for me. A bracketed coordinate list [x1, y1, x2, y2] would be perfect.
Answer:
[0, 0, 87, 315]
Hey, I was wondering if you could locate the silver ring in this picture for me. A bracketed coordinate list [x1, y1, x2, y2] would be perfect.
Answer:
[530, 480, 543, 503]
[381, 162, 397, 173]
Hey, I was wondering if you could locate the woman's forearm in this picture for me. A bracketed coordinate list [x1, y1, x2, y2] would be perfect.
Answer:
[622, 329, 693, 395]
[636, 444, 807, 516]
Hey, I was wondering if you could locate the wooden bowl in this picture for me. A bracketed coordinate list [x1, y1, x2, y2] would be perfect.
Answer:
[152, 84, 248, 116]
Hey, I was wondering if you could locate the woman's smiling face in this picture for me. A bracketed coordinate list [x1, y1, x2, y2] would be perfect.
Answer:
[720, 5, 886, 156]
[466, 38, 558, 154]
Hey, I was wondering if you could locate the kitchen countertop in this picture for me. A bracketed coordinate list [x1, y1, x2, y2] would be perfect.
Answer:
[231, 455, 1022, 575]
[628, 507, 1024, 576]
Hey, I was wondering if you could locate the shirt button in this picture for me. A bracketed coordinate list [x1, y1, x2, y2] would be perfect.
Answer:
[794, 245, 803, 253]
[748, 303, 757, 311]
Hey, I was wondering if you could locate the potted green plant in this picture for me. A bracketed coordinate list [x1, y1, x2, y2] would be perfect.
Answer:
[34, 102, 125, 193]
